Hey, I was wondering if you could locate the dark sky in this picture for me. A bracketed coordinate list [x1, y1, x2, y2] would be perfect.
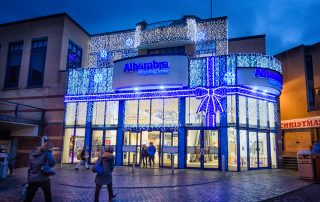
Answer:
[0, 0, 319, 55]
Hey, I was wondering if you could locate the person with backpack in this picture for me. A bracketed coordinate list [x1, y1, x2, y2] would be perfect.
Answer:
[148, 142, 156, 167]
[24, 141, 56, 202]
[75, 146, 89, 170]
[93, 146, 116, 202]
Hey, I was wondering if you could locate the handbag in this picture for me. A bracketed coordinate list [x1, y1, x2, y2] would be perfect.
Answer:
[92, 156, 103, 175]
[41, 152, 55, 176]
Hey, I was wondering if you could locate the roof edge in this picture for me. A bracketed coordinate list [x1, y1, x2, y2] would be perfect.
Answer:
[228, 34, 266, 42]
[0, 12, 90, 36]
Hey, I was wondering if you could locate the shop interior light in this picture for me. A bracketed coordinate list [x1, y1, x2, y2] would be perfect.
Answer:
[160, 86, 165, 89]
[134, 87, 139, 91]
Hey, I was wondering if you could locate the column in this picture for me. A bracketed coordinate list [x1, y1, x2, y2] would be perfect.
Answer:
[116, 100, 125, 166]
[178, 98, 186, 169]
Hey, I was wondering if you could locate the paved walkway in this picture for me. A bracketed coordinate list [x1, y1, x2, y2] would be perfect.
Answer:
[0, 165, 317, 202]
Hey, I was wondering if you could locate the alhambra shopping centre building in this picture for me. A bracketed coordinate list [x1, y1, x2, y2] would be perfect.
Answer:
[63, 16, 283, 171]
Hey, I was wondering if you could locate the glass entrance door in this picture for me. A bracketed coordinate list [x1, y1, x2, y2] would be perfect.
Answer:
[248, 131, 269, 169]
[160, 132, 178, 168]
[123, 132, 141, 166]
[187, 130, 219, 169]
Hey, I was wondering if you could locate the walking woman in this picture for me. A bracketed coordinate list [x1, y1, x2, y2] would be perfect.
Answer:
[24, 142, 56, 202]
[94, 146, 116, 202]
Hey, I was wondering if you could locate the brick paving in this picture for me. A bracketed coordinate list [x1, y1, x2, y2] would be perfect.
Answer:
[0, 165, 317, 202]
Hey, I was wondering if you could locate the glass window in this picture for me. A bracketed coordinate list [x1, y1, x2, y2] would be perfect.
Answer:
[106, 101, 119, 126]
[186, 97, 204, 126]
[65, 103, 76, 126]
[91, 130, 103, 162]
[259, 100, 268, 128]
[151, 99, 163, 126]
[186, 130, 201, 168]
[249, 132, 258, 168]
[76, 102, 87, 125]
[62, 128, 85, 163]
[125, 100, 138, 126]
[240, 130, 248, 170]
[164, 98, 178, 126]
[248, 98, 257, 127]
[228, 128, 237, 171]
[227, 95, 236, 125]
[67, 41, 82, 69]
[258, 132, 268, 167]
[204, 130, 219, 169]
[92, 102, 105, 126]
[138, 100, 150, 126]
[270, 133, 277, 168]
[268, 102, 275, 128]
[62, 128, 74, 163]
[5, 42, 23, 88]
[28, 39, 47, 87]
[239, 96, 246, 126]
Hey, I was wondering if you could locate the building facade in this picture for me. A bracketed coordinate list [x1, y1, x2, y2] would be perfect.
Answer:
[0, 14, 89, 167]
[275, 43, 320, 168]
[63, 16, 282, 171]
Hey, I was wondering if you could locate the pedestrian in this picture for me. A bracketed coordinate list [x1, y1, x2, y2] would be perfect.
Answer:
[24, 141, 56, 202]
[148, 142, 156, 167]
[141, 144, 148, 168]
[94, 146, 116, 202]
[75, 146, 89, 170]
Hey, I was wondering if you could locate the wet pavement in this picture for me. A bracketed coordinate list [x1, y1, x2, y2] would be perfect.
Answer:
[0, 165, 318, 202]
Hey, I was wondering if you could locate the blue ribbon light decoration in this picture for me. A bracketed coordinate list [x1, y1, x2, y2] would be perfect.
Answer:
[195, 87, 227, 127]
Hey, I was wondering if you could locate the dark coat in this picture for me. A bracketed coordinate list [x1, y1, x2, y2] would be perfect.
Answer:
[95, 152, 115, 185]
[141, 147, 148, 157]
[28, 149, 56, 182]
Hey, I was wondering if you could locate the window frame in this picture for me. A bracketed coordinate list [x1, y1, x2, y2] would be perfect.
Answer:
[27, 38, 48, 87]
[4, 41, 24, 89]
[66, 40, 83, 69]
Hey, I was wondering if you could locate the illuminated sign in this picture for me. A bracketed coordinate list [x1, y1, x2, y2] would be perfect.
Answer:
[281, 116, 320, 129]
[255, 68, 283, 84]
[113, 55, 188, 90]
[124, 60, 169, 75]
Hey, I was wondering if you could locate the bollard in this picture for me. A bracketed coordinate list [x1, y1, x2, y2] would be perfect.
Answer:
[171, 154, 174, 175]
[132, 153, 136, 173]
[222, 155, 225, 177]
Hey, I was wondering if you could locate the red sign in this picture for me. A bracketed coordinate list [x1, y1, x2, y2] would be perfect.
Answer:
[281, 116, 320, 129]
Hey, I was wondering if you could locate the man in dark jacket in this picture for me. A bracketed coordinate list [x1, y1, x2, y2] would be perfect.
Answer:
[148, 142, 156, 167]
[94, 146, 116, 202]
[24, 142, 56, 202]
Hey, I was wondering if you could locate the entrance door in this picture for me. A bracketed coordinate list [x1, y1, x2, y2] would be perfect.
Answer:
[141, 131, 160, 167]
[160, 132, 178, 168]
[248, 131, 269, 169]
[123, 131, 141, 166]
[187, 130, 219, 169]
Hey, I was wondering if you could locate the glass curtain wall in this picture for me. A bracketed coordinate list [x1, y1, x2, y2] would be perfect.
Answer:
[124, 98, 179, 127]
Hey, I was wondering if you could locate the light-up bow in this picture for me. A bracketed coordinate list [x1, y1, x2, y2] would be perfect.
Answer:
[195, 87, 228, 115]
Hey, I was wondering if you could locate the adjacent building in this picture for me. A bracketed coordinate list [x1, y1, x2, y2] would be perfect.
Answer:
[0, 14, 89, 167]
[275, 42, 320, 169]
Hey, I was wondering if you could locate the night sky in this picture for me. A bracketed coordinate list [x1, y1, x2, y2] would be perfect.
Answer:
[0, 0, 319, 55]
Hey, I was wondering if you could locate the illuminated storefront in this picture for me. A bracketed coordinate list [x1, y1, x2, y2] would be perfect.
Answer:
[63, 16, 282, 171]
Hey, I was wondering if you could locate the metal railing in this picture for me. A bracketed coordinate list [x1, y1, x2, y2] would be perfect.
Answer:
[0, 100, 45, 122]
